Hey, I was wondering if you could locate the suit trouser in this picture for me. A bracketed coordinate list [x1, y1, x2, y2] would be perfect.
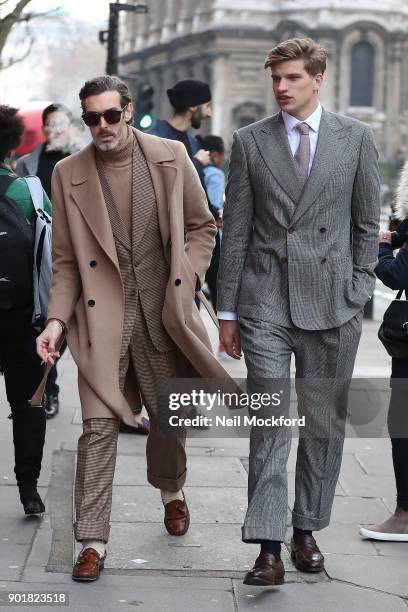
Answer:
[74, 303, 187, 543]
[239, 312, 363, 542]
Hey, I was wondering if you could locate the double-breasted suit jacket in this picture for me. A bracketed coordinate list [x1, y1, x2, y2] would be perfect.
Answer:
[217, 108, 381, 328]
[45, 128, 227, 426]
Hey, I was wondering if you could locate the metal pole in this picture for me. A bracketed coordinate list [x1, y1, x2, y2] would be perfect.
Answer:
[106, 3, 119, 75]
[105, 3, 148, 76]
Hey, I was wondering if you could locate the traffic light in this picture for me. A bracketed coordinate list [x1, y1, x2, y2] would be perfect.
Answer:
[135, 82, 154, 130]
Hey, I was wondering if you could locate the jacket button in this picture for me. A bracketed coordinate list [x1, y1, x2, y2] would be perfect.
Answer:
[90, 260, 97, 267]
[88, 299, 95, 307]
[319, 227, 327, 233]
[88, 340, 92, 347]
[175, 278, 182, 286]
[288, 228, 295, 234]
[281, 257, 288, 264]
[321, 258, 327, 264]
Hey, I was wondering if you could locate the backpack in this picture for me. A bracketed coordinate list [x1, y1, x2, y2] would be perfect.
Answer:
[0, 172, 52, 329]
[0, 174, 34, 324]
[23, 176, 52, 328]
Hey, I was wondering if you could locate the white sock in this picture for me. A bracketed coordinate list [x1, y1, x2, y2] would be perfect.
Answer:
[161, 489, 184, 505]
[81, 539, 106, 557]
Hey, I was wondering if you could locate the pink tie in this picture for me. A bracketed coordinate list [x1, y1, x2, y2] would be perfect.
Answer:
[294, 122, 310, 182]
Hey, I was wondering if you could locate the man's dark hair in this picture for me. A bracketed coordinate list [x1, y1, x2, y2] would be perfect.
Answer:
[42, 103, 72, 126]
[79, 75, 132, 112]
[0, 105, 25, 161]
[196, 134, 225, 154]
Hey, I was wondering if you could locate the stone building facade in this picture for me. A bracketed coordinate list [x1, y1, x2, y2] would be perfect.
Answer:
[120, 0, 408, 161]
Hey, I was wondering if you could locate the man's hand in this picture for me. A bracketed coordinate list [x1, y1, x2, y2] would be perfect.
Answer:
[379, 230, 392, 244]
[194, 149, 211, 166]
[219, 319, 242, 360]
[36, 319, 63, 365]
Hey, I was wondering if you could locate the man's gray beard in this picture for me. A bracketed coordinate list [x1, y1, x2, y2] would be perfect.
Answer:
[94, 123, 128, 152]
[95, 138, 120, 152]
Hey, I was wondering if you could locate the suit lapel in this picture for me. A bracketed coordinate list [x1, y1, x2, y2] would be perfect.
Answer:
[289, 109, 352, 226]
[252, 113, 304, 205]
[70, 145, 119, 269]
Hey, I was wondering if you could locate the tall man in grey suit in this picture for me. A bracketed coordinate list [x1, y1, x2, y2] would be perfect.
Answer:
[217, 38, 380, 586]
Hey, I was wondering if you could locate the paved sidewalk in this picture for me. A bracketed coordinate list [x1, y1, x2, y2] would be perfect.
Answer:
[0, 313, 407, 611]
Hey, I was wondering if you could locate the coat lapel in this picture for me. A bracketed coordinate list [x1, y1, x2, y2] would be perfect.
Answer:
[70, 144, 119, 269]
[252, 113, 304, 205]
[289, 109, 352, 226]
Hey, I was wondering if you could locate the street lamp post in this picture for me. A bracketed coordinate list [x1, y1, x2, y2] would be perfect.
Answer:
[101, 1, 148, 76]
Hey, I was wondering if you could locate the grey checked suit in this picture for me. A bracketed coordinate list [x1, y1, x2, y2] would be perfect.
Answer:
[217, 108, 380, 540]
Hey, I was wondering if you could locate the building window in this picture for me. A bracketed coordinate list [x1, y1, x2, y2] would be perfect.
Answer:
[350, 41, 374, 107]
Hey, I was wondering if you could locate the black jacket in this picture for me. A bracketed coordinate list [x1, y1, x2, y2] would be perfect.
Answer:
[375, 242, 408, 296]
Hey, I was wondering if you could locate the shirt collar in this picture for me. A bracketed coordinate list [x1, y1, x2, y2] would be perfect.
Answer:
[282, 103, 322, 134]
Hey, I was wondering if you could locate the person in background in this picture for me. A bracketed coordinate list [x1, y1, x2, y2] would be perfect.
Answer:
[16, 103, 76, 419]
[0, 105, 51, 515]
[360, 161, 408, 541]
[196, 134, 227, 358]
[149, 79, 213, 190]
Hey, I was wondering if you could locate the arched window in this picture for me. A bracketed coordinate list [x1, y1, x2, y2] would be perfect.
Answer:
[350, 41, 375, 107]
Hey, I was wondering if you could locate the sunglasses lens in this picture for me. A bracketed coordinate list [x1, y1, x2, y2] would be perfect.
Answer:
[103, 109, 122, 124]
[82, 112, 100, 127]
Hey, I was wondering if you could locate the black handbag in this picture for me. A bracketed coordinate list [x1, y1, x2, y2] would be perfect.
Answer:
[378, 289, 408, 358]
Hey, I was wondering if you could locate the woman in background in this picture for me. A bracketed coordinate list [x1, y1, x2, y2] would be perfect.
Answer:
[360, 161, 408, 541]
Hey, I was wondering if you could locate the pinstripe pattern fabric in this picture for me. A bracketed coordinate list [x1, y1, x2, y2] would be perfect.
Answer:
[239, 312, 363, 542]
[217, 109, 381, 329]
[74, 417, 119, 542]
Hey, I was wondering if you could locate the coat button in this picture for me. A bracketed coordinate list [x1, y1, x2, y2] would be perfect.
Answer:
[319, 227, 327, 233]
[88, 340, 92, 347]
[288, 228, 295, 234]
[281, 257, 288, 263]
[321, 258, 327, 264]
[90, 260, 97, 267]
[175, 278, 182, 286]
[88, 299, 95, 307]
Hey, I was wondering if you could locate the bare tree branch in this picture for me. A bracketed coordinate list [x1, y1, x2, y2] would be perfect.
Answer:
[17, 7, 62, 23]
[0, 0, 32, 61]
[0, 28, 32, 68]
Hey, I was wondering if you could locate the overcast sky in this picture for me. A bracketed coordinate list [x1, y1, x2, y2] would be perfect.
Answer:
[30, 0, 111, 23]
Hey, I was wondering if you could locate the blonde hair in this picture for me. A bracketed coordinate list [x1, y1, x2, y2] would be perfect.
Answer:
[264, 37, 327, 76]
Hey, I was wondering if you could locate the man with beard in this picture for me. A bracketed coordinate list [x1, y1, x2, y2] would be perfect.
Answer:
[149, 79, 213, 192]
[35, 75, 223, 581]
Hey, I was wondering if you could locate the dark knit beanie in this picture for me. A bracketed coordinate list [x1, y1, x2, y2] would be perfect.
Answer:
[167, 79, 211, 110]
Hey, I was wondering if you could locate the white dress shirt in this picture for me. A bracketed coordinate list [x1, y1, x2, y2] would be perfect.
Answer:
[218, 104, 323, 322]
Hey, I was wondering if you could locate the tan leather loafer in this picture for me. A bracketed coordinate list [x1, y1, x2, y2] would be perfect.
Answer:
[243, 552, 285, 586]
[72, 548, 107, 582]
[164, 498, 190, 536]
[290, 534, 324, 572]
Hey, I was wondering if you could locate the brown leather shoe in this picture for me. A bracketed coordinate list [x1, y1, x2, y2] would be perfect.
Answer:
[290, 534, 324, 572]
[164, 498, 190, 536]
[243, 552, 285, 586]
[72, 548, 107, 582]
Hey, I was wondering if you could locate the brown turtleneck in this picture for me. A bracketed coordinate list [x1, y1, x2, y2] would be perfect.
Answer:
[96, 126, 133, 235]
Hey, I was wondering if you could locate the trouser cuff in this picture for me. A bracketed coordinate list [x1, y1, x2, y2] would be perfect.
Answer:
[74, 521, 110, 543]
[292, 511, 330, 531]
[242, 525, 287, 542]
[147, 468, 187, 492]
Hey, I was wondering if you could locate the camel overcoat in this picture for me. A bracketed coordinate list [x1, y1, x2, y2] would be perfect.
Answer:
[40, 129, 230, 426]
